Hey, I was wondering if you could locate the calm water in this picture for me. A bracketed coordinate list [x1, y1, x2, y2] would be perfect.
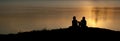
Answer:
[0, 1, 120, 34]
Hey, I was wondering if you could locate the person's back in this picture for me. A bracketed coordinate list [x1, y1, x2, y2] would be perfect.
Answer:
[81, 17, 87, 27]
[72, 16, 78, 27]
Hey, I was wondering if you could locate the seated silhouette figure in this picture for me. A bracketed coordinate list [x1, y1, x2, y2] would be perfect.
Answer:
[80, 17, 88, 29]
[72, 16, 78, 27]
[71, 16, 88, 31]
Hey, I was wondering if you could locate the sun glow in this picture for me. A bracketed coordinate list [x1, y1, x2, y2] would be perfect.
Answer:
[87, 18, 97, 27]
[79, 6, 98, 27]
[77, 1, 100, 27]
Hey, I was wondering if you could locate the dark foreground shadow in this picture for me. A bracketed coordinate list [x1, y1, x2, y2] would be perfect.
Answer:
[0, 26, 120, 40]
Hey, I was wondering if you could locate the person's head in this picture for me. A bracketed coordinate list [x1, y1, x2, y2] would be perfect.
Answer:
[82, 16, 85, 20]
[73, 16, 76, 20]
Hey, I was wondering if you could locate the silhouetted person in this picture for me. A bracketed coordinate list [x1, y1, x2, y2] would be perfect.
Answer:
[80, 17, 87, 28]
[72, 16, 78, 27]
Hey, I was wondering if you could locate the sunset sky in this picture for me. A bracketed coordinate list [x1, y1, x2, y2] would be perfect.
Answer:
[0, 0, 120, 34]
